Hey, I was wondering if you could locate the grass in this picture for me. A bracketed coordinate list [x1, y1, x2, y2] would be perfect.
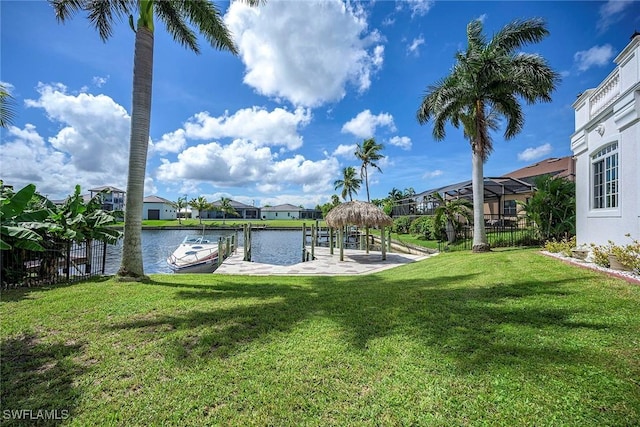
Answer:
[2, 249, 639, 426]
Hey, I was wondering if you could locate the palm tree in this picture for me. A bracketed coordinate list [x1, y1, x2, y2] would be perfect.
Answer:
[431, 192, 473, 244]
[333, 166, 362, 201]
[355, 138, 384, 202]
[416, 18, 559, 252]
[218, 197, 239, 224]
[189, 196, 212, 225]
[50, 0, 260, 280]
[173, 196, 187, 225]
[0, 83, 16, 129]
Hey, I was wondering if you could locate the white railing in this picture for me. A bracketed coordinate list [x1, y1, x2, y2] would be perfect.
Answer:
[589, 69, 620, 117]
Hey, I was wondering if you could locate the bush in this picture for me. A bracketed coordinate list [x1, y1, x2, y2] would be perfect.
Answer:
[591, 235, 640, 272]
[409, 216, 436, 239]
[544, 236, 576, 257]
[392, 216, 412, 234]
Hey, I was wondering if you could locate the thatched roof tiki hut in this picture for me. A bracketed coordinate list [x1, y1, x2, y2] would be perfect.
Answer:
[325, 201, 394, 261]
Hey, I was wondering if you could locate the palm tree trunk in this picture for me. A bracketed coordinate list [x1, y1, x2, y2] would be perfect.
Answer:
[364, 168, 370, 202]
[471, 150, 490, 252]
[117, 26, 154, 280]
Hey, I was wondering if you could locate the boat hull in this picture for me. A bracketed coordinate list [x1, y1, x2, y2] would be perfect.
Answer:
[167, 236, 220, 273]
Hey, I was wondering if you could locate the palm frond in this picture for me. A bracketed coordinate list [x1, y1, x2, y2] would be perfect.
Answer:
[177, 0, 237, 54]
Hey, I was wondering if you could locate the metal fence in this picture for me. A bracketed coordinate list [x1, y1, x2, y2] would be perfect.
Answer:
[437, 215, 541, 251]
[1, 240, 108, 288]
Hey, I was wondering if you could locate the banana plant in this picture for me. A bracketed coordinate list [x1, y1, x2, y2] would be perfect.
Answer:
[0, 183, 48, 251]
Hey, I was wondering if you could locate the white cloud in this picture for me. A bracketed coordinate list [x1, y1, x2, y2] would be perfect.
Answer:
[332, 143, 357, 158]
[0, 83, 131, 198]
[156, 139, 340, 194]
[1, 81, 15, 94]
[397, 0, 435, 18]
[407, 35, 425, 56]
[597, 0, 633, 32]
[477, 13, 487, 23]
[422, 169, 443, 179]
[574, 45, 615, 72]
[517, 143, 553, 162]
[341, 109, 396, 139]
[388, 136, 412, 150]
[182, 106, 311, 150]
[151, 129, 186, 154]
[225, 0, 384, 107]
[92, 75, 109, 87]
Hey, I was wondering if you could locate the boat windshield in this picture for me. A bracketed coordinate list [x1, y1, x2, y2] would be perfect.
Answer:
[183, 235, 213, 244]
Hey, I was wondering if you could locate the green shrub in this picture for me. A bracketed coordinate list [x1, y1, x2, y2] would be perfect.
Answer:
[409, 216, 436, 239]
[544, 236, 576, 257]
[392, 216, 412, 234]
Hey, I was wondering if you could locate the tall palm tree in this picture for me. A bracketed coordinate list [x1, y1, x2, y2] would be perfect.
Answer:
[333, 166, 362, 201]
[416, 18, 559, 252]
[355, 138, 384, 202]
[431, 192, 473, 244]
[218, 197, 239, 224]
[189, 196, 212, 225]
[50, 0, 260, 280]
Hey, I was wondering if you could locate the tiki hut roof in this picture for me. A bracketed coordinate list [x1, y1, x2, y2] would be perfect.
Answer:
[325, 201, 393, 228]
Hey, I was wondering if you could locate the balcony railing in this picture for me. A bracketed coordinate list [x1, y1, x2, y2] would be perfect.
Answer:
[589, 69, 620, 117]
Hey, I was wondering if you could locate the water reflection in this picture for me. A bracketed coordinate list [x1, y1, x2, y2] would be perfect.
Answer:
[105, 229, 304, 274]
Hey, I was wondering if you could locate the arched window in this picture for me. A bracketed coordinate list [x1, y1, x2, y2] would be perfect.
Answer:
[591, 142, 618, 209]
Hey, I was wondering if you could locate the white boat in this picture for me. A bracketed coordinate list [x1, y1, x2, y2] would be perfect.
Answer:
[167, 235, 219, 273]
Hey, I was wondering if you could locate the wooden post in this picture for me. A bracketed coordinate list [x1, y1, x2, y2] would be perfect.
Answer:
[381, 227, 386, 260]
[302, 223, 306, 262]
[218, 237, 223, 266]
[387, 228, 392, 252]
[311, 225, 315, 260]
[339, 227, 344, 261]
[365, 226, 370, 254]
[329, 227, 334, 255]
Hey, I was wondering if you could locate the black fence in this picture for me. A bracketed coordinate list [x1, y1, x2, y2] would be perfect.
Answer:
[438, 215, 541, 251]
[1, 240, 108, 288]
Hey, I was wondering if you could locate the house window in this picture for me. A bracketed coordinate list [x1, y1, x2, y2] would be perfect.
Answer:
[591, 142, 618, 209]
[503, 200, 517, 216]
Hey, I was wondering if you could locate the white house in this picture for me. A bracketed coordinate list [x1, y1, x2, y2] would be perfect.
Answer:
[142, 196, 176, 220]
[570, 33, 640, 247]
[89, 185, 125, 212]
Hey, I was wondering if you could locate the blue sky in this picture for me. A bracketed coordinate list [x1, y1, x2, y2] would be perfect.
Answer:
[1, 0, 638, 208]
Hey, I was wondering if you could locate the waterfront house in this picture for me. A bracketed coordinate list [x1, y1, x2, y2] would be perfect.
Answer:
[570, 32, 639, 247]
[261, 204, 323, 220]
[201, 199, 260, 220]
[89, 186, 125, 212]
[142, 195, 176, 220]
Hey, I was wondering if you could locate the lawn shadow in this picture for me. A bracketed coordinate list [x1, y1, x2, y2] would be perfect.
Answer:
[1, 276, 111, 303]
[0, 334, 85, 426]
[110, 270, 618, 374]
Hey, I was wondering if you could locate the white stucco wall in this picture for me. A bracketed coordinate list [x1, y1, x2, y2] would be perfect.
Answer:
[571, 36, 640, 247]
[142, 203, 177, 220]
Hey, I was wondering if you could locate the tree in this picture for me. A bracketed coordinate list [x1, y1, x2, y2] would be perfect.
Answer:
[51, 0, 259, 280]
[334, 166, 362, 201]
[189, 196, 212, 225]
[431, 192, 473, 244]
[416, 18, 559, 252]
[218, 197, 239, 224]
[355, 138, 384, 202]
[173, 196, 187, 225]
[519, 175, 575, 242]
[0, 83, 16, 129]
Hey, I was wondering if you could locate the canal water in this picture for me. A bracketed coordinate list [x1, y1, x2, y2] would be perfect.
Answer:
[105, 229, 304, 274]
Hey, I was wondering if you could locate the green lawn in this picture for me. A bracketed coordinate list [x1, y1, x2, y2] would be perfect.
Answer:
[2, 249, 639, 426]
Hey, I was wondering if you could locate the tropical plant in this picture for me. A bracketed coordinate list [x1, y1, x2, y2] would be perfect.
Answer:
[519, 174, 575, 242]
[416, 18, 560, 252]
[431, 192, 473, 244]
[392, 216, 412, 234]
[173, 196, 188, 225]
[355, 138, 384, 202]
[409, 215, 437, 240]
[50, 0, 260, 280]
[334, 166, 362, 201]
[0, 83, 16, 128]
[218, 197, 239, 224]
[189, 196, 212, 225]
[0, 183, 47, 251]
